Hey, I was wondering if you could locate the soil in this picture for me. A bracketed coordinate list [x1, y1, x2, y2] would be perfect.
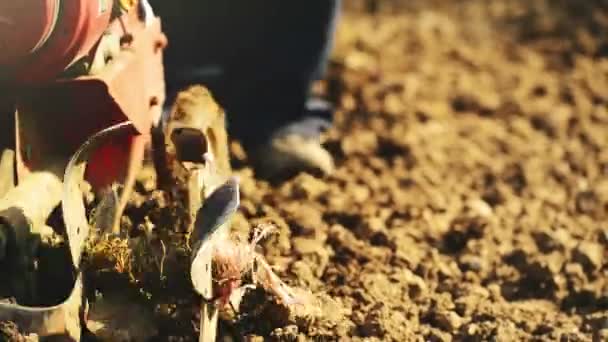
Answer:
[223, 1, 606, 340]
[4, 1, 607, 341]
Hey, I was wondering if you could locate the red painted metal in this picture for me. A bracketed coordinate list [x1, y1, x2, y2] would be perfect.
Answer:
[14, 9, 167, 191]
[0, 0, 60, 66]
[8, 0, 113, 84]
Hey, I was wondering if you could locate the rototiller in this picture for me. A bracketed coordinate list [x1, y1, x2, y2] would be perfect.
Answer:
[0, 0, 234, 340]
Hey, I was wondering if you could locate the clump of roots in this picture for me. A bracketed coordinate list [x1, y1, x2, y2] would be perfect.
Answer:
[211, 224, 310, 310]
[86, 232, 134, 277]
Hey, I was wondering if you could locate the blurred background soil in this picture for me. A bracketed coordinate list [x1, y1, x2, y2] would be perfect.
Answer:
[71, 0, 608, 341]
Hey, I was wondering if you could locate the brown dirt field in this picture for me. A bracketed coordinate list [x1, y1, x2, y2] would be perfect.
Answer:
[9, 1, 605, 341]
[226, 1, 608, 340]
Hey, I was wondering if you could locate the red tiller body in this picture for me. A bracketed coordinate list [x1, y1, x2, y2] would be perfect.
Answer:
[0, 0, 113, 83]
[0, 0, 167, 192]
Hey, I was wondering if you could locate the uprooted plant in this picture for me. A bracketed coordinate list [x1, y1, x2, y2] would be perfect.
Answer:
[190, 177, 313, 313]
[210, 223, 311, 310]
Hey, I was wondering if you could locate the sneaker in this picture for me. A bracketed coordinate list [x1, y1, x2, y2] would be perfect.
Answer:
[249, 110, 335, 179]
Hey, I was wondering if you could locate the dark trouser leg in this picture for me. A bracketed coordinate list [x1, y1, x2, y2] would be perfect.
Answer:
[153, 0, 341, 148]
[220, 1, 342, 147]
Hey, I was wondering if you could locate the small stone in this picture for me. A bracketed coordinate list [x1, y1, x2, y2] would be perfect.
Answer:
[554, 228, 576, 250]
[351, 183, 371, 203]
[459, 254, 484, 272]
[292, 173, 329, 199]
[287, 203, 326, 236]
[487, 283, 503, 301]
[545, 252, 565, 274]
[533, 230, 562, 253]
[358, 307, 386, 338]
[292, 237, 320, 255]
[341, 130, 378, 156]
[429, 310, 464, 331]
[402, 269, 428, 300]
[573, 242, 605, 273]
[466, 198, 493, 217]
[292, 238, 330, 277]
[326, 192, 349, 212]
[575, 190, 599, 215]
[533, 324, 554, 335]
[425, 328, 452, 342]
[564, 262, 585, 276]
[366, 217, 385, 232]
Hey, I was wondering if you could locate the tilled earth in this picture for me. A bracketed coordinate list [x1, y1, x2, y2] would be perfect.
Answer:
[222, 1, 608, 340]
[8, 1, 605, 341]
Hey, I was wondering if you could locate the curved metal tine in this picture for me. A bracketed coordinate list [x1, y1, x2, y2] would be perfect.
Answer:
[0, 274, 84, 340]
[0, 124, 134, 340]
[190, 176, 240, 298]
[63, 121, 135, 268]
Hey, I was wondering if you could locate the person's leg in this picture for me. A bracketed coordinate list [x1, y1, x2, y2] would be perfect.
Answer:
[148, 1, 238, 121]
[220, 0, 342, 147]
[216, 1, 341, 178]
[151, 0, 342, 178]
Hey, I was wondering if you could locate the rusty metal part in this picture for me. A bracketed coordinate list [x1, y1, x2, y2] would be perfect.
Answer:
[154, 85, 231, 194]
[0, 122, 135, 341]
